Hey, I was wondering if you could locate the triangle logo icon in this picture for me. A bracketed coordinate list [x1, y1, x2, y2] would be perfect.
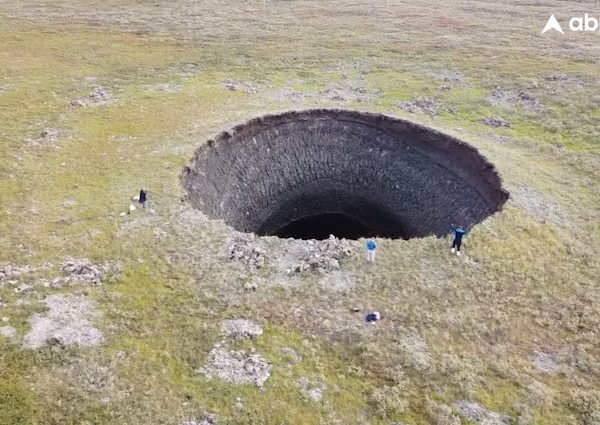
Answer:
[542, 14, 564, 34]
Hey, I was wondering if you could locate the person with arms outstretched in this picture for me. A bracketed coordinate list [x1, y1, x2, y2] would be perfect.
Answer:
[450, 224, 466, 256]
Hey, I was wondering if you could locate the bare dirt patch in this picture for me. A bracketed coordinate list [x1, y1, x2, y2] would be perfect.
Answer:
[23, 294, 104, 349]
[69, 86, 114, 107]
[221, 319, 263, 339]
[481, 116, 511, 128]
[456, 400, 511, 425]
[397, 96, 442, 116]
[198, 347, 272, 387]
[510, 186, 570, 227]
[489, 87, 543, 111]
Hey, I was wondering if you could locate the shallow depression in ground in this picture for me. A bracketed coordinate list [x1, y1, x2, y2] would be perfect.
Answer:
[181, 109, 508, 240]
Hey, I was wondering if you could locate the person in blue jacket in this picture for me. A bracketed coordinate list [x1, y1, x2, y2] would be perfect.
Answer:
[366, 238, 377, 262]
[450, 224, 466, 256]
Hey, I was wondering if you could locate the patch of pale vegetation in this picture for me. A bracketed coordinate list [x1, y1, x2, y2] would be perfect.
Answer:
[197, 347, 272, 387]
[456, 400, 511, 425]
[510, 185, 570, 227]
[296, 377, 326, 403]
[23, 294, 103, 349]
[69, 86, 114, 107]
[0, 325, 17, 339]
[221, 318, 263, 339]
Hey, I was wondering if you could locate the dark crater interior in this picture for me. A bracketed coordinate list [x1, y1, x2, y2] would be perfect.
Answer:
[182, 109, 509, 240]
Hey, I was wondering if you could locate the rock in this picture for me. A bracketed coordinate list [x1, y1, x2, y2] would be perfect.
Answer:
[225, 233, 266, 273]
[283, 235, 352, 274]
[198, 348, 272, 387]
[438, 84, 452, 91]
[222, 319, 263, 339]
[481, 116, 511, 128]
[456, 400, 512, 425]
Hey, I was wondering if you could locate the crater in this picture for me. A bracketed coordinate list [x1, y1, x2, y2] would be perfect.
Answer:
[181, 109, 508, 240]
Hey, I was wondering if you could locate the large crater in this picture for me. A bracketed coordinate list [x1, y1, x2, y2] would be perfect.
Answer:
[181, 110, 508, 240]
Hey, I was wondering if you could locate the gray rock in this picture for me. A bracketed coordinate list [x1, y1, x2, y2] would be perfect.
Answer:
[225, 233, 266, 273]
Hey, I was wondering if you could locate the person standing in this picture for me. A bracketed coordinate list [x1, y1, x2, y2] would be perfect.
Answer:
[450, 224, 466, 256]
[366, 238, 377, 262]
[139, 189, 148, 209]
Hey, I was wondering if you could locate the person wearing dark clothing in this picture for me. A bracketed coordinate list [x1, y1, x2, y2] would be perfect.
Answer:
[139, 189, 148, 209]
[450, 224, 466, 256]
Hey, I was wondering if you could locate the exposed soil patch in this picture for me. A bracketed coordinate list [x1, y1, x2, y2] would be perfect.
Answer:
[221, 319, 263, 339]
[510, 185, 570, 227]
[198, 347, 272, 387]
[148, 82, 183, 94]
[23, 294, 103, 349]
[297, 377, 327, 403]
[489, 87, 543, 111]
[397, 96, 442, 116]
[481, 116, 511, 128]
[318, 84, 379, 104]
[455, 400, 511, 425]
[533, 351, 561, 375]
[69, 86, 114, 107]
[223, 79, 261, 94]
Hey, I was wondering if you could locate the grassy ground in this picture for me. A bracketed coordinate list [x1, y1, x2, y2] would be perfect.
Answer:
[1, 1, 600, 424]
